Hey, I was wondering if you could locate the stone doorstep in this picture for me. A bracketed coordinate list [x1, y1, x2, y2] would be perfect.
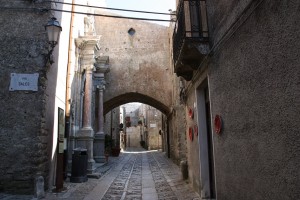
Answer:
[0, 193, 33, 200]
[87, 172, 101, 179]
[82, 161, 110, 179]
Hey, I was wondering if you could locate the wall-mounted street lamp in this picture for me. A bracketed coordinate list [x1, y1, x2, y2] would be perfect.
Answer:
[45, 17, 62, 65]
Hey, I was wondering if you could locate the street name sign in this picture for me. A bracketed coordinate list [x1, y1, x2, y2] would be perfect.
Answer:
[9, 73, 39, 91]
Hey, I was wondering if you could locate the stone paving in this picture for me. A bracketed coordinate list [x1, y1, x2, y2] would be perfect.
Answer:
[0, 148, 200, 200]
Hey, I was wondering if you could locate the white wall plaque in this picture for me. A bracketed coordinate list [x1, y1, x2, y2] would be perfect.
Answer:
[9, 73, 39, 91]
[150, 123, 157, 128]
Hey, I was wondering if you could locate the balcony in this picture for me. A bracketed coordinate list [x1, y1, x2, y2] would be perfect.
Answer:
[173, 0, 209, 81]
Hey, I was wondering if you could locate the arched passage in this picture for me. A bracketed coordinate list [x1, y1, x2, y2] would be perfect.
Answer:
[103, 92, 171, 116]
[67, 11, 175, 176]
[103, 92, 171, 157]
[95, 13, 173, 119]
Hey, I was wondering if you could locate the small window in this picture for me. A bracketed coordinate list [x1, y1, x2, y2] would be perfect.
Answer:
[128, 28, 136, 36]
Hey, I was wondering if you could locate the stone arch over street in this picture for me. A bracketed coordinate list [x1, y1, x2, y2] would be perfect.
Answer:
[94, 10, 174, 119]
[65, 12, 175, 177]
[103, 92, 171, 157]
[103, 92, 171, 115]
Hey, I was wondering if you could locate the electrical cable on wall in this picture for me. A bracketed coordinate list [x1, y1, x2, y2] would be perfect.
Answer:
[49, 7, 173, 21]
[40, 0, 175, 16]
[0, 6, 174, 22]
[13, 0, 176, 16]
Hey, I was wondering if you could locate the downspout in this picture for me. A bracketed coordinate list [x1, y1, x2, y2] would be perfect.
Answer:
[65, 0, 75, 118]
[64, 0, 75, 177]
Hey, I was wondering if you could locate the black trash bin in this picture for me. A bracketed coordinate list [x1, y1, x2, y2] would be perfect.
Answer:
[70, 148, 88, 183]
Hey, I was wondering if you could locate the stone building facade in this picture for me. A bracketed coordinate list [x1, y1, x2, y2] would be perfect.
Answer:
[126, 127, 141, 148]
[122, 104, 163, 150]
[0, 0, 107, 194]
[94, 10, 173, 114]
[0, 0, 68, 193]
[104, 107, 121, 148]
[124, 106, 141, 148]
[171, 0, 300, 199]
[140, 105, 163, 150]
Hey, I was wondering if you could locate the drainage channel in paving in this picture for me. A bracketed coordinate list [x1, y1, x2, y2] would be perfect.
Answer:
[0, 149, 200, 200]
[89, 149, 200, 200]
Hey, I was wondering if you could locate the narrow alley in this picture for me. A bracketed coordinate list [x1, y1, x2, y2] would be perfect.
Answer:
[0, 148, 200, 200]
[85, 148, 200, 200]
[1, 1, 299, 199]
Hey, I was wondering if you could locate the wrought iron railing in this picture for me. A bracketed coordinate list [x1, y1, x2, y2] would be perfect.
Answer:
[173, 0, 209, 64]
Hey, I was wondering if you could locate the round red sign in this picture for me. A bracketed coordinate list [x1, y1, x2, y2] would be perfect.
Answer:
[214, 115, 222, 134]
[188, 108, 194, 119]
[189, 127, 193, 141]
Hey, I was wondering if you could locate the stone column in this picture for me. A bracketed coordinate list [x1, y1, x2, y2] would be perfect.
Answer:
[98, 85, 104, 134]
[75, 36, 100, 173]
[93, 56, 110, 163]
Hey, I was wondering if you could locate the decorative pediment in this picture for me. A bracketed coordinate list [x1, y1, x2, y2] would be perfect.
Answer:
[75, 36, 101, 51]
[75, 36, 101, 69]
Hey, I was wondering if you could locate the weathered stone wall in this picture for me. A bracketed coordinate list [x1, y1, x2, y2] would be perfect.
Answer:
[206, 0, 253, 46]
[148, 131, 162, 150]
[185, 90, 201, 194]
[94, 11, 173, 115]
[168, 105, 187, 165]
[126, 127, 141, 148]
[147, 113, 162, 150]
[0, 1, 52, 194]
[209, 1, 300, 199]
[104, 108, 120, 146]
[168, 16, 188, 166]
[104, 110, 112, 137]
[182, 0, 300, 199]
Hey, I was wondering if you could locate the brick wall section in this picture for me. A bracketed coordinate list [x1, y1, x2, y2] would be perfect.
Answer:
[0, 1, 52, 194]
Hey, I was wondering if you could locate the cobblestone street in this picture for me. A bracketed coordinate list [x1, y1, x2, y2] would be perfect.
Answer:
[0, 148, 200, 200]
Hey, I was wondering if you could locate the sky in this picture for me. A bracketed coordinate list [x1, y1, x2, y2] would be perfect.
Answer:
[123, 103, 141, 113]
[105, 0, 176, 26]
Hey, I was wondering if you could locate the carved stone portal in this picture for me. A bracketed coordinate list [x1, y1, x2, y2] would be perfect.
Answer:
[75, 36, 100, 173]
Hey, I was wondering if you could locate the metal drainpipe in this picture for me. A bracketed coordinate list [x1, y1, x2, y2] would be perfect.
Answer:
[65, 0, 75, 118]
[55, 0, 75, 191]
[64, 0, 75, 178]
